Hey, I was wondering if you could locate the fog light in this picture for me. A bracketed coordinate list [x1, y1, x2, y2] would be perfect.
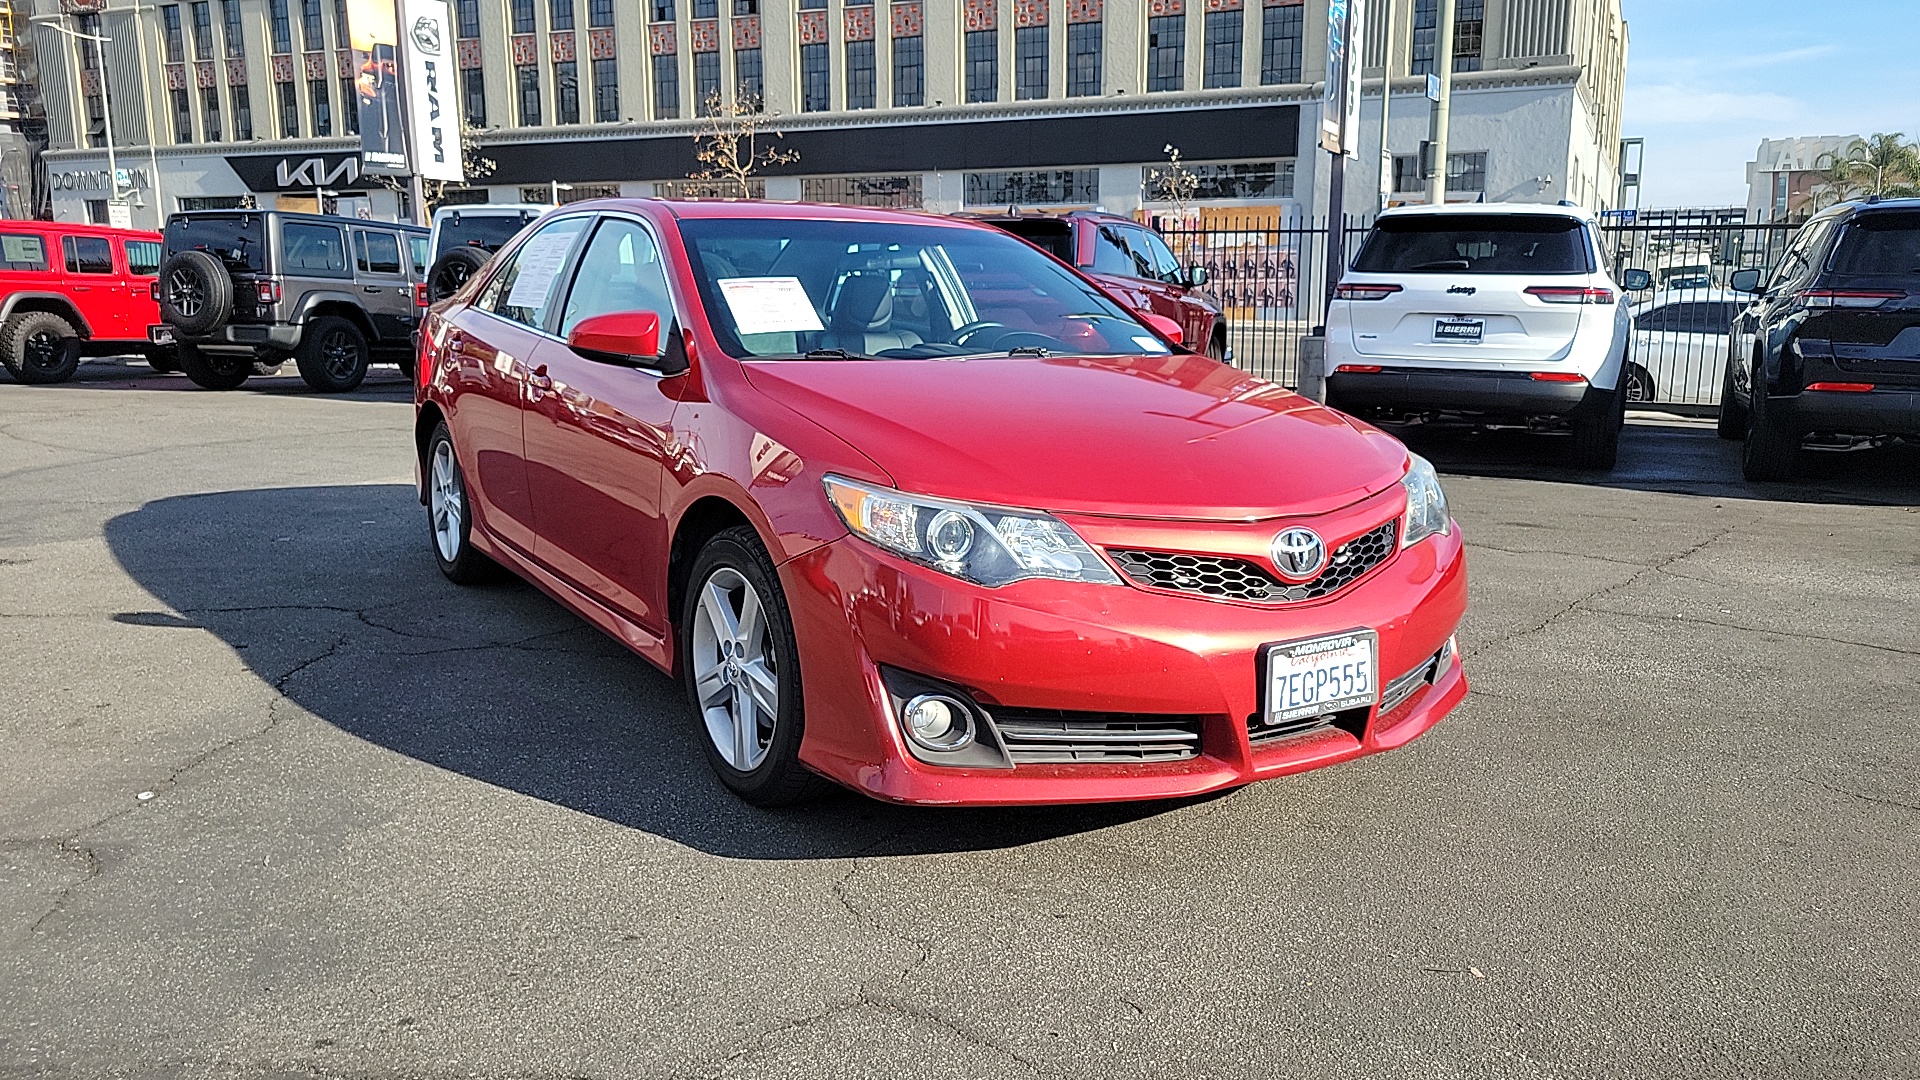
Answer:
[902, 693, 974, 751]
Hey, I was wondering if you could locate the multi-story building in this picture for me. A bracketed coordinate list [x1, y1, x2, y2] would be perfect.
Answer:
[31, 0, 1625, 229]
[1746, 135, 1862, 225]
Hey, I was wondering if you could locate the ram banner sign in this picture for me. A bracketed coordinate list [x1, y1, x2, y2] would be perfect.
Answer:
[347, 0, 407, 173]
[1320, 0, 1367, 156]
[400, 0, 463, 182]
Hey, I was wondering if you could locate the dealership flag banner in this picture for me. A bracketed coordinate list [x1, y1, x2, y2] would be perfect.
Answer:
[1320, 0, 1367, 156]
[399, 0, 463, 182]
[347, 0, 407, 173]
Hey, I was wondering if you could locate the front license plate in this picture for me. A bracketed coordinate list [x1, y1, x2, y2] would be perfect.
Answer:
[148, 325, 175, 345]
[1265, 630, 1379, 724]
[1434, 317, 1484, 343]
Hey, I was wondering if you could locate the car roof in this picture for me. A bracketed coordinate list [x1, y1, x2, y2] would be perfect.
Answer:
[431, 202, 550, 218]
[1377, 202, 1598, 223]
[4, 221, 162, 240]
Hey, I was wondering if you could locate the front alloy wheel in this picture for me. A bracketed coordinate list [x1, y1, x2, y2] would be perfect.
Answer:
[691, 566, 779, 773]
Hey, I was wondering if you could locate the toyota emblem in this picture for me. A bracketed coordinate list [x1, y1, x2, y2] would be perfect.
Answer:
[1270, 527, 1327, 580]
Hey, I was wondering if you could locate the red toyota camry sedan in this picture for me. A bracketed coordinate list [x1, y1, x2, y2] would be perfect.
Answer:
[413, 200, 1467, 807]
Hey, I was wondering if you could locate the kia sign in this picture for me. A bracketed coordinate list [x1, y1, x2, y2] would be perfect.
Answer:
[347, 0, 408, 174]
[225, 152, 376, 191]
[1320, 0, 1367, 157]
[400, 0, 462, 182]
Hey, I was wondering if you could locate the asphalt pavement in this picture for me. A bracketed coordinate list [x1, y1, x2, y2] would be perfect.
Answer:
[3, 356, 1918, 1079]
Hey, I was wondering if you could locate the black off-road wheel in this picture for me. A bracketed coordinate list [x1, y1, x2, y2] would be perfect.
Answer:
[1, 311, 82, 385]
[428, 246, 491, 302]
[177, 343, 252, 390]
[295, 316, 370, 393]
[156, 251, 233, 336]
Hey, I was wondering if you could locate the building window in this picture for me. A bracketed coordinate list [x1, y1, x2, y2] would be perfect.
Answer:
[85, 93, 107, 148]
[300, 0, 324, 50]
[231, 85, 253, 139]
[201, 84, 222, 141]
[1141, 159, 1294, 202]
[464, 66, 487, 124]
[309, 77, 331, 134]
[162, 5, 185, 63]
[1146, 15, 1183, 92]
[1014, 25, 1046, 100]
[593, 57, 619, 120]
[651, 0, 673, 20]
[846, 39, 876, 109]
[964, 169, 1098, 206]
[222, 0, 245, 56]
[516, 64, 541, 124]
[733, 0, 758, 12]
[191, 2, 214, 59]
[551, 0, 574, 30]
[269, 0, 292, 52]
[169, 86, 193, 142]
[277, 80, 299, 136]
[691, 51, 719, 113]
[893, 34, 923, 106]
[554, 60, 579, 122]
[1203, 9, 1242, 88]
[652, 53, 678, 118]
[340, 76, 359, 132]
[1066, 21, 1100, 96]
[964, 30, 996, 102]
[456, 0, 481, 37]
[1260, 3, 1302, 84]
[735, 47, 763, 103]
[511, 0, 536, 33]
[1393, 151, 1487, 194]
[802, 174, 922, 208]
[798, 0, 823, 8]
[590, 0, 614, 26]
[1414, 0, 1483, 75]
[693, 0, 715, 16]
[801, 42, 830, 112]
[86, 200, 109, 224]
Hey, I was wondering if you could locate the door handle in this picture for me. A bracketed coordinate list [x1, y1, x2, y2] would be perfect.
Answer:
[363, 285, 382, 293]
[528, 364, 552, 391]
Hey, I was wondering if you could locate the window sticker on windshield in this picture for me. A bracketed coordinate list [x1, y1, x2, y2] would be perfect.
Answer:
[1131, 335, 1171, 352]
[718, 277, 826, 336]
[504, 230, 579, 310]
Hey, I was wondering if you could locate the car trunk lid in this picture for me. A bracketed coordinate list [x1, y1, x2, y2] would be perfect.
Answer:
[1343, 273, 1590, 363]
[1805, 210, 1920, 386]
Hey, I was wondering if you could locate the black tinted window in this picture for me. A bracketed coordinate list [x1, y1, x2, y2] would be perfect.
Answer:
[1090, 225, 1134, 276]
[0, 232, 49, 271]
[436, 212, 539, 258]
[993, 221, 1074, 262]
[1830, 212, 1920, 276]
[63, 235, 114, 274]
[354, 229, 403, 274]
[281, 222, 348, 276]
[1354, 214, 1594, 275]
[166, 214, 265, 271]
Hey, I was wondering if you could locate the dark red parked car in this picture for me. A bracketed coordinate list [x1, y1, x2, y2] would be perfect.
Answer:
[415, 201, 1466, 806]
[966, 209, 1230, 361]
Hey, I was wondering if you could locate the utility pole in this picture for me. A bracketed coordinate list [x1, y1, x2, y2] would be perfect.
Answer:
[1426, 0, 1456, 205]
[1375, 0, 1397, 213]
[32, 16, 128, 222]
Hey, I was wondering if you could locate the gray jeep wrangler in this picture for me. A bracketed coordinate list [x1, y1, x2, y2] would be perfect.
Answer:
[155, 210, 429, 392]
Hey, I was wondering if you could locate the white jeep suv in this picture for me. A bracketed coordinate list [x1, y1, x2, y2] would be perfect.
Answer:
[1324, 204, 1632, 469]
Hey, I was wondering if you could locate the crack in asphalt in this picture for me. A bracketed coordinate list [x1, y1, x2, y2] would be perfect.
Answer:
[1798, 778, 1920, 814]
[1583, 606, 1920, 660]
[19, 837, 103, 936]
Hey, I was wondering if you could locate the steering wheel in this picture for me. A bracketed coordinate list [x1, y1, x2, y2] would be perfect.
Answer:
[951, 321, 1009, 347]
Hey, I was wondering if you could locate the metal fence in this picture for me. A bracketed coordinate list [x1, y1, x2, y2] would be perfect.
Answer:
[1146, 214, 1801, 409]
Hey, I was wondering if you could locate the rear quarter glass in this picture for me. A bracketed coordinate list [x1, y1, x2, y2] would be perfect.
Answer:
[1353, 215, 1594, 276]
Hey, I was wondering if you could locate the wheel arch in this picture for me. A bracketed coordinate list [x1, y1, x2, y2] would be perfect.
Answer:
[413, 400, 447, 504]
[666, 493, 762, 658]
[295, 294, 378, 340]
[1, 294, 91, 338]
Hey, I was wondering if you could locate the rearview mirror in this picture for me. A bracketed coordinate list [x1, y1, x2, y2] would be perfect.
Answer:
[1184, 265, 1209, 288]
[1142, 313, 1184, 346]
[1728, 268, 1763, 294]
[568, 311, 663, 367]
[1621, 268, 1652, 291]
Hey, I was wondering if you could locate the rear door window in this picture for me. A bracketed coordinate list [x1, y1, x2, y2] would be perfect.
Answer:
[280, 222, 349, 277]
[62, 235, 115, 274]
[1829, 211, 1920, 276]
[125, 239, 162, 276]
[1352, 215, 1595, 275]
[0, 232, 49, 271]
[353, 229, 404, 275]
[1633, 304, 1674, 332]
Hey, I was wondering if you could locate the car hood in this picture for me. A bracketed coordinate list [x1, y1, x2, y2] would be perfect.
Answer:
[742, 354, 1411, 520]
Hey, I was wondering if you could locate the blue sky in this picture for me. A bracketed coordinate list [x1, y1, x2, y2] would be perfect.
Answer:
[1622, 0, 1920, 208]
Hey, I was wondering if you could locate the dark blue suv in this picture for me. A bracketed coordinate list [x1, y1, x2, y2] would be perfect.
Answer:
[1721, 199, 1920, 481]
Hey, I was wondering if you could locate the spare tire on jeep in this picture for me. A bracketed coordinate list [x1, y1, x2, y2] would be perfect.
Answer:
[157, 250, 234, 336]
[428, 246, 492, 302]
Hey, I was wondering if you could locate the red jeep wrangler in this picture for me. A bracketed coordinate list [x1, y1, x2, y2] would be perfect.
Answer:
[0, 222, 173, 385]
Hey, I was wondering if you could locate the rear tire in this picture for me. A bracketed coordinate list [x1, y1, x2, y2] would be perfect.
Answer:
[1741, 384, 1801, 482]
[426, 421, 503, 585]
[1622, 364, 1654, 404]
[429, 246, 492, 302]
[295, 316, 370, 393]
[1569, 382, 1624, 471]
[0, 311, 81, 384]
[177, 343, 251, 390]
[1716, 354, 1748, 440]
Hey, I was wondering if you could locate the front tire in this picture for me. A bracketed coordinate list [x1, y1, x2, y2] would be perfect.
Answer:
[1569, 382, 1624, 470]
[426, 422, 501, 585]
[1741, 383, 1801, 482]
[295, 316, 370, 393]
[681, 526, 829, 807]
[177, 342, 251, 390]
[0, 311, 81, 384]
[1716, 353, 1749, 440]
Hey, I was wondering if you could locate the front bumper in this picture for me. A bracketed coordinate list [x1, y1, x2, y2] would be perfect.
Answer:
[1329, 368, 1600, 420]
[779, 501, 1469, 806]
[1769, 388, 1920, 437]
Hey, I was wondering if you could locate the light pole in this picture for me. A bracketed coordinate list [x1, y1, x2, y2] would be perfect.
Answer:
[1426, 0, 1457, 206]
[31, 14, 129, 218]
[1375, 0, 1397, 213]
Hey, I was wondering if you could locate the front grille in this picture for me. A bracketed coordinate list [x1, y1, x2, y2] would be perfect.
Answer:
[986, 708, 1204, 764]
[1109, 519, 1399, 604]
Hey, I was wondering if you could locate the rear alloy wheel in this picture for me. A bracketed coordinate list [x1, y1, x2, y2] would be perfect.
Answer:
[1741, 381, 1802, 482]
[426, 422, 501, 584]
[295, 316, 370, 392]
[1569, 381, 1625, 471]
[0, 311, 81, 385]
[177, 342, 252, 391]
[682, 526, 829, 806]
[429, 246, 492, 302]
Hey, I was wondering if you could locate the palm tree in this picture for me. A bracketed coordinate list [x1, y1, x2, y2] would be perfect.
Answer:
[1815, 133, 1920, 204]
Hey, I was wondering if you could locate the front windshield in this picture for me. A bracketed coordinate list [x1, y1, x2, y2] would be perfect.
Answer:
[676, 217, 1173, 360]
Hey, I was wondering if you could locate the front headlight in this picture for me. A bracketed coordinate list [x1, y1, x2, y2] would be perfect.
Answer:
[823, 475, 1121, 587]
[1400, 454, 1452, 547]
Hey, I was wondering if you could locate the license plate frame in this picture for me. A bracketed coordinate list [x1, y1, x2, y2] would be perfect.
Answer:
[1433, 317, 1484, 343]
[147, 325, 176, 345]
[1262, 629, 1380, 725]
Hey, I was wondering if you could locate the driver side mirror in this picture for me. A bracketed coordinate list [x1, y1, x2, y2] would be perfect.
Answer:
[1183, 265, 1209, 289]
[1620, 268, 1652, 292]
[568, 311, 665, 369]
[1728, 268, 1763, 294]
[1142, 312, 1184, 346]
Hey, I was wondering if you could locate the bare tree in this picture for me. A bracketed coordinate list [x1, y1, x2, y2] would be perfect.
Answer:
[1147, 144, 1200, 215]
[689, 90, 798, 199]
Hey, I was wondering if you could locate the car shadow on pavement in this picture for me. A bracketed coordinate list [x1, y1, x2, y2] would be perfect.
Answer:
[5, 356, 419, 397]
[1390, 417, 1920, 507]
[105, 484, 1196, 860]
